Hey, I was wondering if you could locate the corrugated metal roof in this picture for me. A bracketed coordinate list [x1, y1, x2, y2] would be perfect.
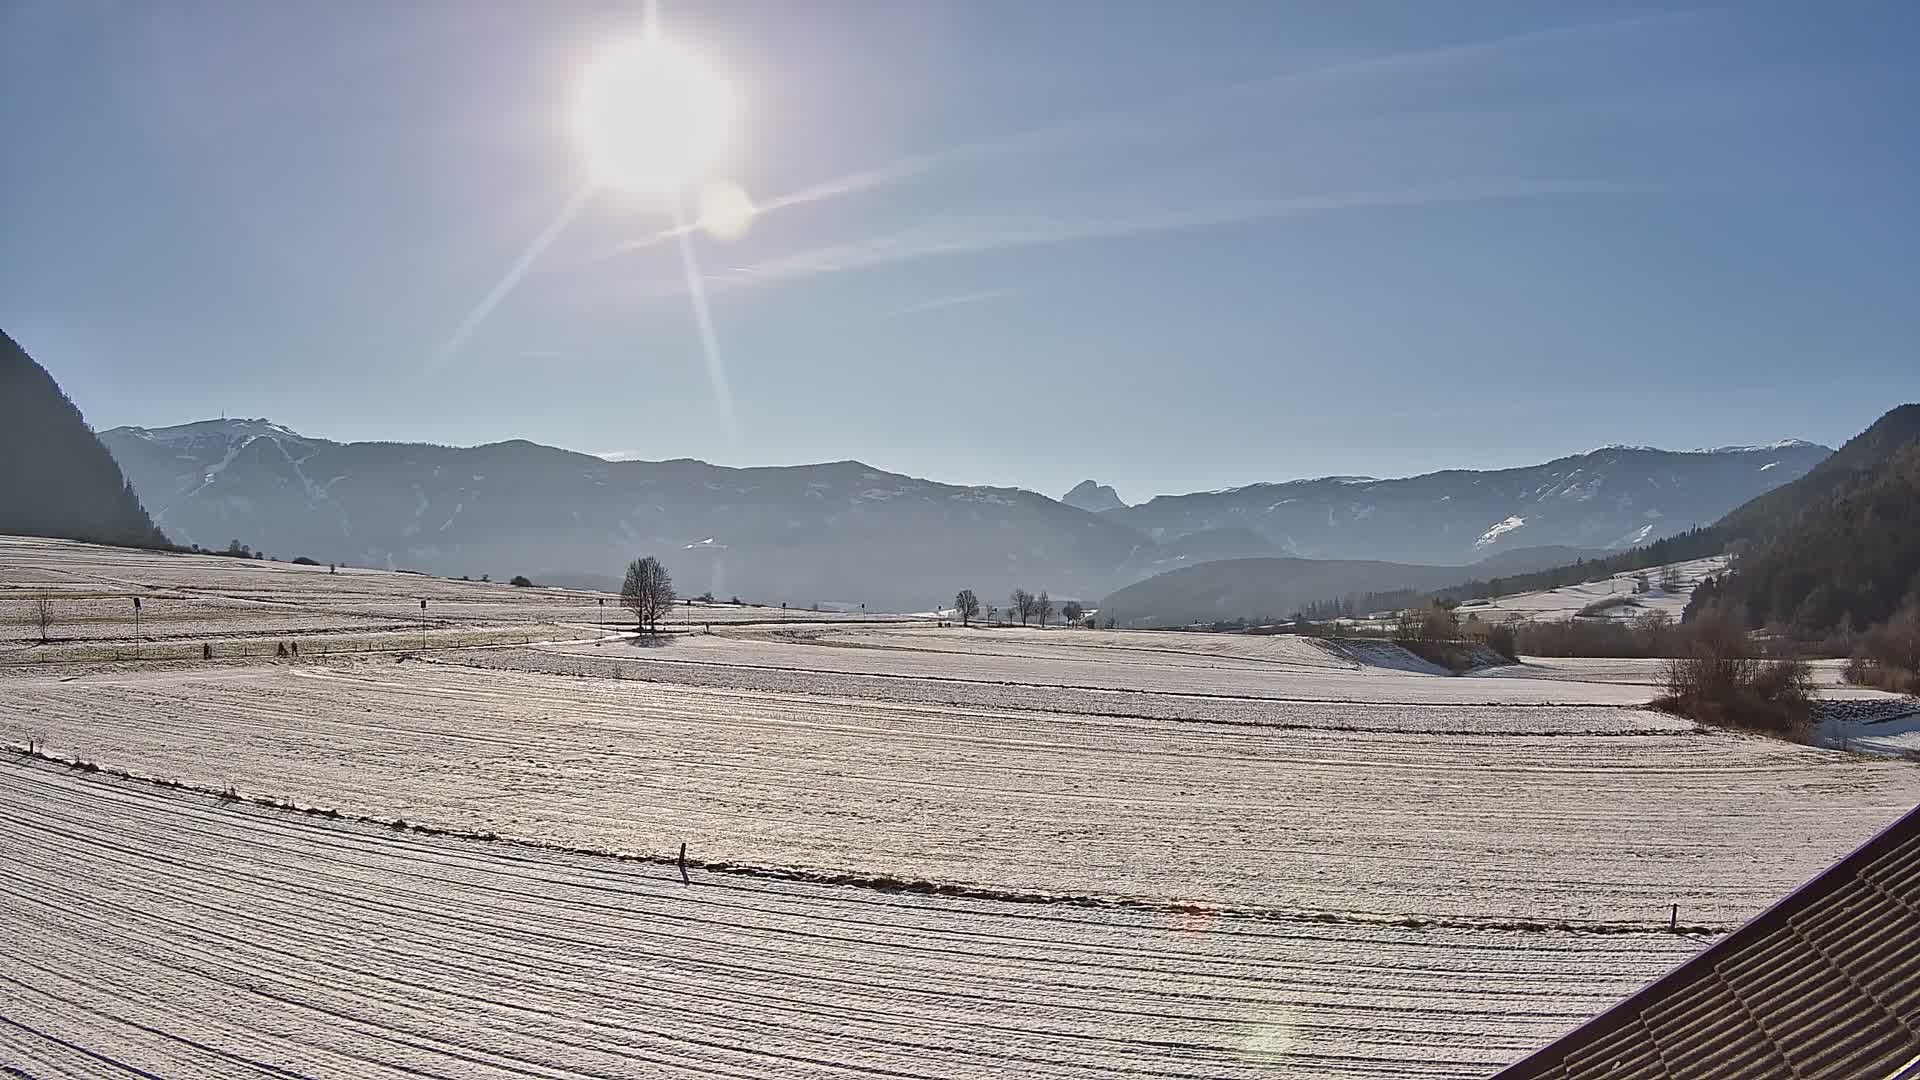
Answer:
[1491, 803, 1920, 1080]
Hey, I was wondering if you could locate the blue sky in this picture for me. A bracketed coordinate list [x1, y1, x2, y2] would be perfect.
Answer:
[3, 1, 1914, 502]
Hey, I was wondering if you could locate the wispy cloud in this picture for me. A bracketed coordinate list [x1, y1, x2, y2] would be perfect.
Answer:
[590, 11, 1692, 266]
[663, 178, 1651, 295]
[454, 10, 1696, 361]
[864, 289, 1013, 322]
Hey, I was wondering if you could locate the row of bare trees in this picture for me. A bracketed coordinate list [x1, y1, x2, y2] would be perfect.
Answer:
[1009, 589, 1049, 627]
[950, 588, 1084, 628]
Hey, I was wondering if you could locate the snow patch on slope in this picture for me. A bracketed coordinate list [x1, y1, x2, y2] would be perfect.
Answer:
[1474, 515, 1527, 548]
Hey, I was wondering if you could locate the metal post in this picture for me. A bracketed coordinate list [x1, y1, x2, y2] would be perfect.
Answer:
[420, 598, 427, 650]
[132, 596, 141, 661]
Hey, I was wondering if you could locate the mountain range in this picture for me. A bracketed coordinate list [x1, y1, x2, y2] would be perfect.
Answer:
[1110, 404, 1919, 630]
[1099, 441, 1830, 564]
[98, 416, 1828, 611]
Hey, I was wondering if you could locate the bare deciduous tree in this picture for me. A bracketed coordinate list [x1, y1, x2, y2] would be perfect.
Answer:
[621, 556, 675, 633]
[1061, 600, 1084, 626]
[1034, 591, 1054, 628]
[33, 590, 52, 645]
[1394, 601, 1457, 642]
[953, 589, 980, 627]
[1009, 588, 1034, 627]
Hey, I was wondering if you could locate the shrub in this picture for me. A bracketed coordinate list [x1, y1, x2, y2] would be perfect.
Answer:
[1393, 602, 1458, 642]
[1577, 595, 1640, 617]
[510, 575, 534, 588]
[1514, 612, 1682, 658]
[1653, 610, 1815, 738]
[1485, 622, 1518, 661]
[1844, 602, 1920, 694]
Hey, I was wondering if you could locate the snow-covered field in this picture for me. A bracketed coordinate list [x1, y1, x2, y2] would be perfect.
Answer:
[10, 650, 1917, 926]
[0, 535, 920, 662]
[1451, 556, 1728, 624]
[1474, 654, 1895, 698]
[0, 757, 1702, 1079]
[561, 629, 1660, 705]
[4, 538, 1919, 1078]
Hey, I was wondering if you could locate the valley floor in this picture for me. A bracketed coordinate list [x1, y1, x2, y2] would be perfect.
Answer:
[4, 536, 1918, 1078]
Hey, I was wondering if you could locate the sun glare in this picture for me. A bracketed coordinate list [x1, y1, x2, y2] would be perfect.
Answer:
[574, 36, 737, 195]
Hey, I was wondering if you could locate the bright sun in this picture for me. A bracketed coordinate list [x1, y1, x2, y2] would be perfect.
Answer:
[574, 36, 737, 195]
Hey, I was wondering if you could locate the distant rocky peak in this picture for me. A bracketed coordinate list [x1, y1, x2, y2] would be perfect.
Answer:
[1062, 479, 1126, 513]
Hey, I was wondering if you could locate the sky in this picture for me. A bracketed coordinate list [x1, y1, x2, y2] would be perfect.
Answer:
[3, 0, 1915, 503]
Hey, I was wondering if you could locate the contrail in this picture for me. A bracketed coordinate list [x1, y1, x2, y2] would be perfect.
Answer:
[672, 197, 737, 440]
[431, 182, 595, 372]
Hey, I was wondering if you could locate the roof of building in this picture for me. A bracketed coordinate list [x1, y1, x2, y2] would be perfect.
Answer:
[1491, 802, 1920, 1080]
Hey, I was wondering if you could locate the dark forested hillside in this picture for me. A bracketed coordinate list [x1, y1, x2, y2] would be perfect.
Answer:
[1703, 441, 1920, 637]
[1435, 404, 1920, 613]
[0, 330, 167, 548]
[1716, 404, 1920, 539]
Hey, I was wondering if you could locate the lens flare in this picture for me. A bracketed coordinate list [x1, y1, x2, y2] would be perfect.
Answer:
[696, 180, 756, 240]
